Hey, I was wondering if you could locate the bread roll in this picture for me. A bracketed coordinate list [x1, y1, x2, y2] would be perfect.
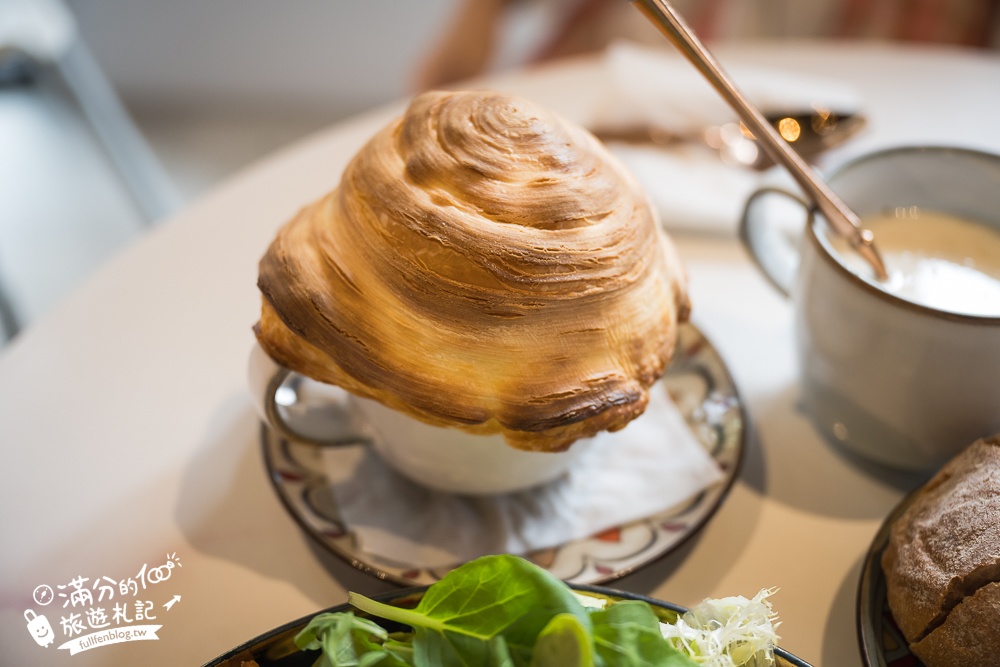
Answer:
[881, 435, 1000, 666]
[255, 90, 689, 453]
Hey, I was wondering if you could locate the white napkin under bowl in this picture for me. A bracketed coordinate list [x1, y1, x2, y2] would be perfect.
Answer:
[324, 384, 725, 569]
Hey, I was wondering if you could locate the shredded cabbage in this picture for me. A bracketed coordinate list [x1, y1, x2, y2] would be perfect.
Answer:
[659, 588, 780, 667]
[573, 588, 780, 666]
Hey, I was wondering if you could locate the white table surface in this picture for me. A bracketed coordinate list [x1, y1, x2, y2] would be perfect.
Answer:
[2, 41, 999, 666]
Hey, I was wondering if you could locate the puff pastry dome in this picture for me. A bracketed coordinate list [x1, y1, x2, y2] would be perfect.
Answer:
[256, 90, 690, 452]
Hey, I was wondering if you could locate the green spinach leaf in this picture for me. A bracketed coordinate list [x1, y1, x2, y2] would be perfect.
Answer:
[530, 612, 593, 667]
[591, 601, 697, 667]
[294, 611, 413, 667]
[348, 555, 591, 667]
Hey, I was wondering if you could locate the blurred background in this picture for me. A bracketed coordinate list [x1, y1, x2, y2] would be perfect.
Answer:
[1, 0, 998, 344]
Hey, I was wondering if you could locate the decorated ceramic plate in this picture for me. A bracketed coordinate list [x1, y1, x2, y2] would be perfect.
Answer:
[856, 492, 921, 667]
[202, 584, 813, 667]
[261, 321, 744, 586]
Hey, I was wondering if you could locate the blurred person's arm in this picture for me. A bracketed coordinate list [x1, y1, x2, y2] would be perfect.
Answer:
[414, 0, 511, 90]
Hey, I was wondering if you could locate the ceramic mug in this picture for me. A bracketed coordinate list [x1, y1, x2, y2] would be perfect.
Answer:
[741, 146, 1000, 472]
[247, 343, 591, 495]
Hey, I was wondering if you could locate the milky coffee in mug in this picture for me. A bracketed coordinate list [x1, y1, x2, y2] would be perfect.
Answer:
[829, 209, 1000, 317]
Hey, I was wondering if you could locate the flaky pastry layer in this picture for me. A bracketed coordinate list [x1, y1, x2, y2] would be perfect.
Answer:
[256, 90, 689, 452]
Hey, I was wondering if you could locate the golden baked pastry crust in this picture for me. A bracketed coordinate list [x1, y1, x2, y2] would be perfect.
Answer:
[256, 90, 689, 452]
[881, 435, 1000, 666]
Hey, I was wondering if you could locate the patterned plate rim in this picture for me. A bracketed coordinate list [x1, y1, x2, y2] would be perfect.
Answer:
[261, 321, 746, 586]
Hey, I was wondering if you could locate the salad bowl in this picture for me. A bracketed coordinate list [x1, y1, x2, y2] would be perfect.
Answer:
[203, 580, 813, 667]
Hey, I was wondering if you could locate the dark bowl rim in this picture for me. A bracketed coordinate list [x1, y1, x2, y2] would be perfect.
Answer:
[855, 488, 922, 667]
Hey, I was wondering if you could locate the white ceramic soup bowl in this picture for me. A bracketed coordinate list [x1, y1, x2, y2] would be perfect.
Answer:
[248, 343, 590, 495]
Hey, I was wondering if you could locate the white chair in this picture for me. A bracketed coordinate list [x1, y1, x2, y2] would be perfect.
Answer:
[0, 0, 180, 341]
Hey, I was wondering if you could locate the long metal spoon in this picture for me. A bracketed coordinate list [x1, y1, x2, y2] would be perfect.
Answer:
[630, 0, 889, 280]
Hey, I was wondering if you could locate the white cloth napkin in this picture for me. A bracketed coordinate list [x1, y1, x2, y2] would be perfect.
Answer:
[590, 41, 862, 234]
[323, 386, 725, 569]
